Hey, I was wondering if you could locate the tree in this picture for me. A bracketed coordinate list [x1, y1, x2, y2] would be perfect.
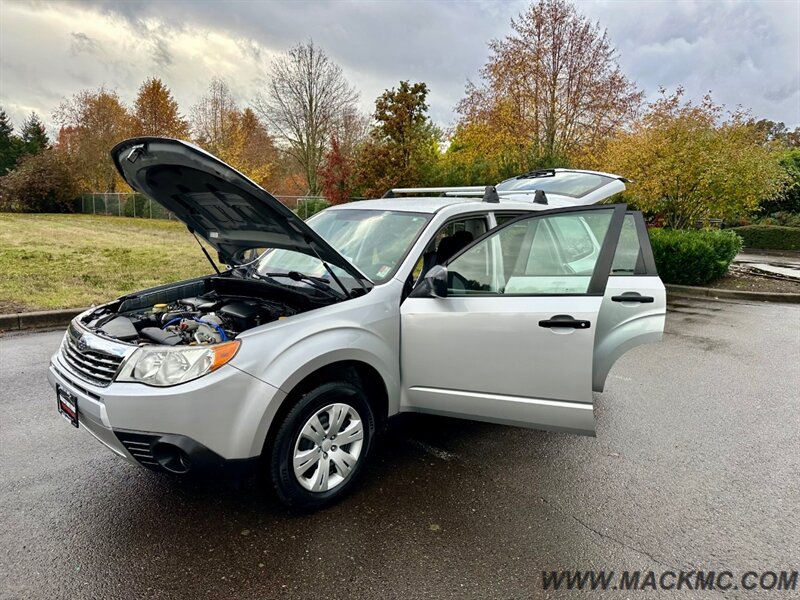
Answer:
[190, 77, 241, 158]
[133, 77, 190, 139]
[454, 0, 642, 172]
[319, 136, 354, 204]
[318, 108, 370, 202]
[355, 81, 441, 198]
[254, 40, 358, 195]
[54, 88, 134, 192]
[191, 81, 280, 190]
[233, 108, 280, 190]
[0, 148, 78, 212]
[20, 113, 49, 156]
[760, 148, 800, 215]
[0, 108, 22, 176]
[601, 88, 787, 228]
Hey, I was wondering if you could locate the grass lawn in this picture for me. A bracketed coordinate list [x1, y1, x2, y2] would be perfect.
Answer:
[0, 213, 222, 312]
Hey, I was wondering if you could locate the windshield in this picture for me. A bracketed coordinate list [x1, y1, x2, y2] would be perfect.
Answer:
[255, 209, 430, 285]
[496, 171, 613, 198]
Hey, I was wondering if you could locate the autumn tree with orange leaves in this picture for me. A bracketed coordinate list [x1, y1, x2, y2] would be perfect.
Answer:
[133, 78, 190, 139]
[191, 78, 279, 190]
[446, 0, 643, 184]
[54, 87, 134, 192]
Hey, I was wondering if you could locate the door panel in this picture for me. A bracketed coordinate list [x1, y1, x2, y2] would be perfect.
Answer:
[400, 205, 627, 435]
[593, 276, 665, 391]
[402, 295, 602, 434]
[593, 212, 666, 391]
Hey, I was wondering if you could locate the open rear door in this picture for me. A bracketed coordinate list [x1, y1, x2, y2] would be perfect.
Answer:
[399, 204, 627, 436]
[593, 211, 666, 391]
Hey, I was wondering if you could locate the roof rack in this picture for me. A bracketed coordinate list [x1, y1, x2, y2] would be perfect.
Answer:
[441, 189, 548, 204]
[512, 168, 556, 179]
[382, 185, 549, 204]
[381, 186, 485, 198]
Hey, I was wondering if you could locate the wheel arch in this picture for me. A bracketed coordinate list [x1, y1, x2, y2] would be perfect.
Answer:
[256, 358, 390, 462]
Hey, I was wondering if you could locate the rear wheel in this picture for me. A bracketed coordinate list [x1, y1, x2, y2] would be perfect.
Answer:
[270, 381, 374, 510]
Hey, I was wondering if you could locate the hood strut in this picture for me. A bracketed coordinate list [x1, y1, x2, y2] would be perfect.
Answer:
[189, 227, 220, 274]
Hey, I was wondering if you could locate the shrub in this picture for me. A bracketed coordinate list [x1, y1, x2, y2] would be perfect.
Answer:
[731, 225, 800, 251]
[293, 198, 329, 219]
[122, 194, 149, 218]
[649, 228, 742, 285]
[0, 149, 78, 212]
[754, 211, 800, 228]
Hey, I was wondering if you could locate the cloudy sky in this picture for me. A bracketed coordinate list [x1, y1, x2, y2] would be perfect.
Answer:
[1, 0, 798, 136]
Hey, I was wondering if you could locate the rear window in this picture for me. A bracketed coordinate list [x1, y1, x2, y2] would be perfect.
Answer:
[496, 172, 613, 198]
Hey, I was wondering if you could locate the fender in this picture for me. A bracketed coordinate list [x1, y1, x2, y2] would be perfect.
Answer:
[235, 324, 400, 458]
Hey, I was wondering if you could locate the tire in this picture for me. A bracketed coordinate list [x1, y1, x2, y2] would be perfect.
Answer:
[270, 380, 375, 510]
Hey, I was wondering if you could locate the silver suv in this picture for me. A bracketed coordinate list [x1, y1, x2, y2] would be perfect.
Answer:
[48, 138, 665, 510]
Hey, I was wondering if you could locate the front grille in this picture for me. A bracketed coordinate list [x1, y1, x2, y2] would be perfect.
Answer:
[60, 325, 125, 387]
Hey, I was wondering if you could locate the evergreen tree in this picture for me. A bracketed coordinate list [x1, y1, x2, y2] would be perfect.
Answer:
[0, 108, 22, 175]
[20, 112, 49, 155]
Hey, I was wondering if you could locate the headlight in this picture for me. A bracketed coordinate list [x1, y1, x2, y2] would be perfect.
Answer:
[116, 340, 240, 387]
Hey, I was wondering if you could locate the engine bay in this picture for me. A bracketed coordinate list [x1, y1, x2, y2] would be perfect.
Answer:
[85, 294, 297, 346]
[78, 274, 338, 346]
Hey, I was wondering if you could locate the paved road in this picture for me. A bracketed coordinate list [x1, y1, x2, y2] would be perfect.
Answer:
[735, 251, 800, 280]
[1, 298, 798, 600]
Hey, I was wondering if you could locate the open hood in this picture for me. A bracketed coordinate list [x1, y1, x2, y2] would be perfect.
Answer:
[111, 137, 370, 284]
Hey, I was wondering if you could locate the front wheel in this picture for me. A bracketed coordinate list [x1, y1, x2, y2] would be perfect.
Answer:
[270, 381, 375, 510]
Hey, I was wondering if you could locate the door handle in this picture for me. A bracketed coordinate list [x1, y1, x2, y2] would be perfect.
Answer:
[538, 314, 591, 329]
[611, 292, 654, 303]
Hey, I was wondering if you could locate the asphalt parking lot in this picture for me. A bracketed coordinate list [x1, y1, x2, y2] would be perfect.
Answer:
[1, 297, 798, 600]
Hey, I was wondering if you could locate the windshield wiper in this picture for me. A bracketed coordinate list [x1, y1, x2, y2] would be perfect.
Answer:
[515, 169, 556, 179]
[257, 271, 346, 299]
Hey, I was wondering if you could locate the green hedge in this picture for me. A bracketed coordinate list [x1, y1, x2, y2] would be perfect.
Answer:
[731, 225, 800, 251]
[294, 199, 329, 219]
[649, 229, 742, 285]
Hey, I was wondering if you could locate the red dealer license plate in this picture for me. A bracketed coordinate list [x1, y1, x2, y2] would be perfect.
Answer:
[56, 385, 79, 428]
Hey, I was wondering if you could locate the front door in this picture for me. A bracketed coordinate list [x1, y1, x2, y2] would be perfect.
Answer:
[399, 204, 627, 435]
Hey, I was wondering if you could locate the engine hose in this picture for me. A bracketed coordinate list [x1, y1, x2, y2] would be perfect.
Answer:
[161, 317, 184, 329]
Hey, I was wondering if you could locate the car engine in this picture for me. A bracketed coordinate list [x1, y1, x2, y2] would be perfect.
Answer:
[84, 294, 297, 346]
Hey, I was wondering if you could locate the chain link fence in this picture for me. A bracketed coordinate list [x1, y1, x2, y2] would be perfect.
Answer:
[74, 193, 174, 219]
[73, 193, 355, 220]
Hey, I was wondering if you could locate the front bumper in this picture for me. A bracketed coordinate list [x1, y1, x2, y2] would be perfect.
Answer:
[48, 348, 284, 473]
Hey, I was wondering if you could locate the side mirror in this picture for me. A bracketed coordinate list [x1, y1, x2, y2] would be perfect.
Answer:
[411, 265, 448, 298]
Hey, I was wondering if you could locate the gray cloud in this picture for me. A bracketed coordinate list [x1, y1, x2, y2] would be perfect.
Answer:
[1, 0, 797, 136]
[151, 37, 173, 68]
[69, 31, 98, 55]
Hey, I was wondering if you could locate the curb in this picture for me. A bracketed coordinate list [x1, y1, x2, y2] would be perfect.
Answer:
[666, 284, 800, 304]
[0, 308, 87, 333]
[739, 248, 800, 259]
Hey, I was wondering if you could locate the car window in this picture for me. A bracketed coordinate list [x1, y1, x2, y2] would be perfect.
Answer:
[610, 214, 642, 274]
[410, 216, 489, 282]
[549, 215, 595, 262]
[493, 213, 524, 227]
[257, 209, 430, 284]
[447, 209, 616, 295]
